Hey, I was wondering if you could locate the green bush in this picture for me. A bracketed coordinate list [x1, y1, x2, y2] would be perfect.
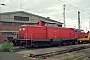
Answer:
[0, 41, 14, 52]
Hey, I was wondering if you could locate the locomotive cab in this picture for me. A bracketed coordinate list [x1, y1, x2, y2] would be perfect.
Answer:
[38, 20, 58, 27]
[38, 20, 48, 26]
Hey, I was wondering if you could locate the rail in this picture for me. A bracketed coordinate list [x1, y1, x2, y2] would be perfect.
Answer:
[28, 44, 90, 59]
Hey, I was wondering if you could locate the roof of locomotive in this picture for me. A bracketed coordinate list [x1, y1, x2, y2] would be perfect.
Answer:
[20, 25, 74, 29]
[40, 20, 63, 25]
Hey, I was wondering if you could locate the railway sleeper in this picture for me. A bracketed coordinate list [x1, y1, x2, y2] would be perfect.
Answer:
[29, 45, 90, 59]
[34, 50, 69, 59]
[41, 53, 57, 59]
[68, 46, 86, 52]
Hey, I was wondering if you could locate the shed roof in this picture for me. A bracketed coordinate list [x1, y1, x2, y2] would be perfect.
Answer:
[0, 11, 63, 24]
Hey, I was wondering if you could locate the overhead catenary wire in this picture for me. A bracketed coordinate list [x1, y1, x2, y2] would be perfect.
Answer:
[0, 1, 89, 15]
[1, 0, 89, 13]
[58, 0, 88, 13]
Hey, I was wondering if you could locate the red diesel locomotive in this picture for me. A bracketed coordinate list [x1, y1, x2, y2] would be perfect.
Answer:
[12, 20, 87, 47]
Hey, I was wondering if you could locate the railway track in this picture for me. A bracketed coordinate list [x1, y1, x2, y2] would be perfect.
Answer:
[23, 44, 90, 59]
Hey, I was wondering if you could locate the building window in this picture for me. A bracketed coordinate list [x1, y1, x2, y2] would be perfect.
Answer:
[14, 16, 29, 21]
[14, 23, 24, 26]
[2, 32, 12, 35]
[2, 22, 12, 26]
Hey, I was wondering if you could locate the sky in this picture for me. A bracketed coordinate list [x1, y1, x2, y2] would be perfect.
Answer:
[0, 0, 90, 32]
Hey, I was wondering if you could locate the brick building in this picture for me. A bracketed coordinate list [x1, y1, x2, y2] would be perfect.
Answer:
[0, 11, 63, 42]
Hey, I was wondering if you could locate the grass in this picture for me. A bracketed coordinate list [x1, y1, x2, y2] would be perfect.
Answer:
[64, 53, 69, 56]
[65, 54, 88, 60]
[0, 41, 14, 52]
[37, 58, 43, 60]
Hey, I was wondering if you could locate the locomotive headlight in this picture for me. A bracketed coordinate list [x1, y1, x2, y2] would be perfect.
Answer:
[19, 28, 21, 31]
[19, 28, 25, 31]
[23, 28, 25, 30]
